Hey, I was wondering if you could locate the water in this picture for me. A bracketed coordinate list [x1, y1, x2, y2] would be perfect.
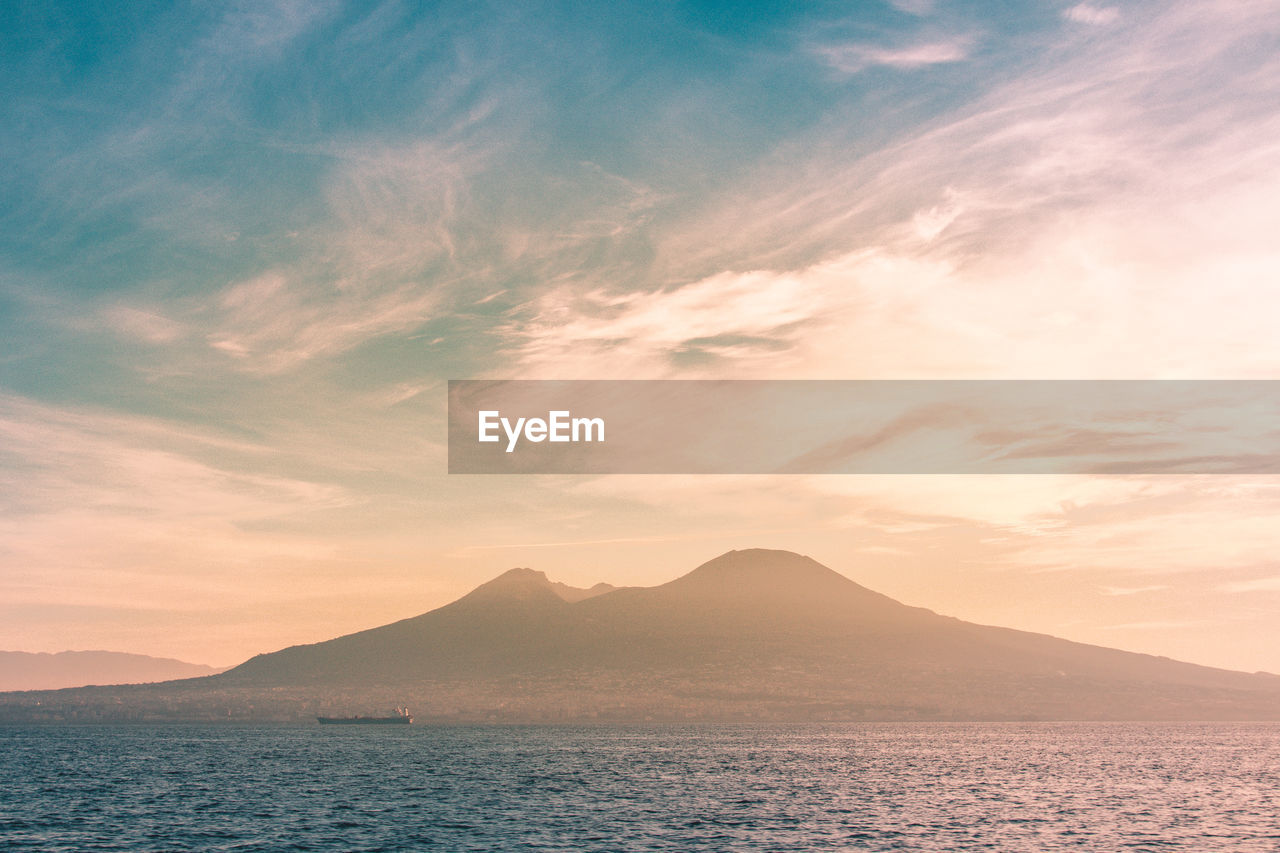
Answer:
[1, 723, 1277, 851]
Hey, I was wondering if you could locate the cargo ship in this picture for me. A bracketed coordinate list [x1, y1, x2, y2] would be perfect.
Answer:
[317, 707, 412, 725]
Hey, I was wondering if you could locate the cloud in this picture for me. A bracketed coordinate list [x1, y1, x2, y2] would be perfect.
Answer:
[164, 0, 341, 121]
[776, 403, 979, 474]
[500, 262, 848, 377]
[1219, 577, 1280, 594]
[6, 0, 1280, 672]
[1064, 4, 1120, 26]
[3, 3, 524, 378]
[206, 270, 442, 374]
[889, 0, 936, 15]
[0, 394, 351, 524]
[100, 306, 187, 345]
[815, 37, 972, 73]
[571, 472, 1280, 585]
[0, 392, 377, 655]
[1100, 584, 1169, 596]
[518, 0, 1280, 382]
[195, 134, 498, 374]
[1100, 620, 1210, 630]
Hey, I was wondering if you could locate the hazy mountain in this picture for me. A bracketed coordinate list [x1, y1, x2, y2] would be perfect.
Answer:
[4, 550, 1279, 722]
[0, 650, 223, 691]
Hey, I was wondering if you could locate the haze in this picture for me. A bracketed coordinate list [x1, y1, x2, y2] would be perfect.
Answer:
[7, 551, 1278, 722]
[2, 1, 1279, 673]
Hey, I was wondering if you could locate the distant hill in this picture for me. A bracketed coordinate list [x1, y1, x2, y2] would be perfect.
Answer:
[0, 650, 224, 692]
[3, 550, 1279, 722]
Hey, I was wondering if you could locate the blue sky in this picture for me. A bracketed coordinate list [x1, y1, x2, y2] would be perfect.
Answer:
[3, 0, 1280, 669]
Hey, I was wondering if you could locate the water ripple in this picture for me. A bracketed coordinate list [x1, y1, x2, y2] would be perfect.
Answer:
[1, 723, 1277, 851]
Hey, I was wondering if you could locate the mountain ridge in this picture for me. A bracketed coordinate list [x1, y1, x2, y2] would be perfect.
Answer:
[0, 650, 224, 692]
[215, 548, 1277, 698]
[3, 549, 1278, 722]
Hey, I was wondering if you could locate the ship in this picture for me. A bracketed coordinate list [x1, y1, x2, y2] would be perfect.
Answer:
[317, 706, 412, 725]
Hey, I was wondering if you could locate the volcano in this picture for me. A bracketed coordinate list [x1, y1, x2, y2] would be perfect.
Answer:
[5, 550, 1279, 722]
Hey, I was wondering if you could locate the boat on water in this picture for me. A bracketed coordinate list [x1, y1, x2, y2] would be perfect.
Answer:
[317, 707, 412, 725]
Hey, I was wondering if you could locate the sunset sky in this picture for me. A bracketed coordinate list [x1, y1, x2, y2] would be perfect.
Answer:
[3, 0, 1280, 671]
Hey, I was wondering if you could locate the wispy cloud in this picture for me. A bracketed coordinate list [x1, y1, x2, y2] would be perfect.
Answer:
[501, 264, 836, 377]
[206, 270, 443, 374]
[0, 394, 352, 523]
[1100, 620, 1211, 631]
[506, 0, 1280, 382]
[0, 392, 387, 658]
[5, 0, 1280, 673]
[163, 0, 341, 122]
[889, 0, 936, 16]
[1100, 584, 1169, 596]
[1219, 577, 1280, 594]
[1064, 4, 1120, 26]
[815, 37, 972, 73]
[99, 305, 187, 345]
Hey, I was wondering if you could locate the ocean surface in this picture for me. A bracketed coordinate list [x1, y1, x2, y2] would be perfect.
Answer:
[1, 723, 1277, 851]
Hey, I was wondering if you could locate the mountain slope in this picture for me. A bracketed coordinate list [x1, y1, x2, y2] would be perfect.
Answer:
[208, 549, 1280, 720]
[0, 651, 223, 692]
[5, 550, 1279, 722]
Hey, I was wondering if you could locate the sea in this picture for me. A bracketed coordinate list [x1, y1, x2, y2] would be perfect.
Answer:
[1, 723, 1277, 852]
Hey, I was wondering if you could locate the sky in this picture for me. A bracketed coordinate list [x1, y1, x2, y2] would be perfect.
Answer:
[3, 0, 1280, 671]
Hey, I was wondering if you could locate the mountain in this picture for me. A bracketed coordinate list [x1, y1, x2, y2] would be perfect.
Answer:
[0, 650, 224, 692]
[3, 550, 1279, 722]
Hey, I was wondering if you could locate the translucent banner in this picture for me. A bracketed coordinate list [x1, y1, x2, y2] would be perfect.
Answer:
[447, 380, 1280, 474]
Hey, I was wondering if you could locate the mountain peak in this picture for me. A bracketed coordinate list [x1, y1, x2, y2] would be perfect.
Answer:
[669, 548, 853, 590]
[494, 567, 549, 585]
[458, 568, 559, 605]
[551, 580, 617, 603]
[655, 549, 907, 618]
[457, 567, 613, 605]
[690, 548, 828, 573]
[112, 548, 1280, 723]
